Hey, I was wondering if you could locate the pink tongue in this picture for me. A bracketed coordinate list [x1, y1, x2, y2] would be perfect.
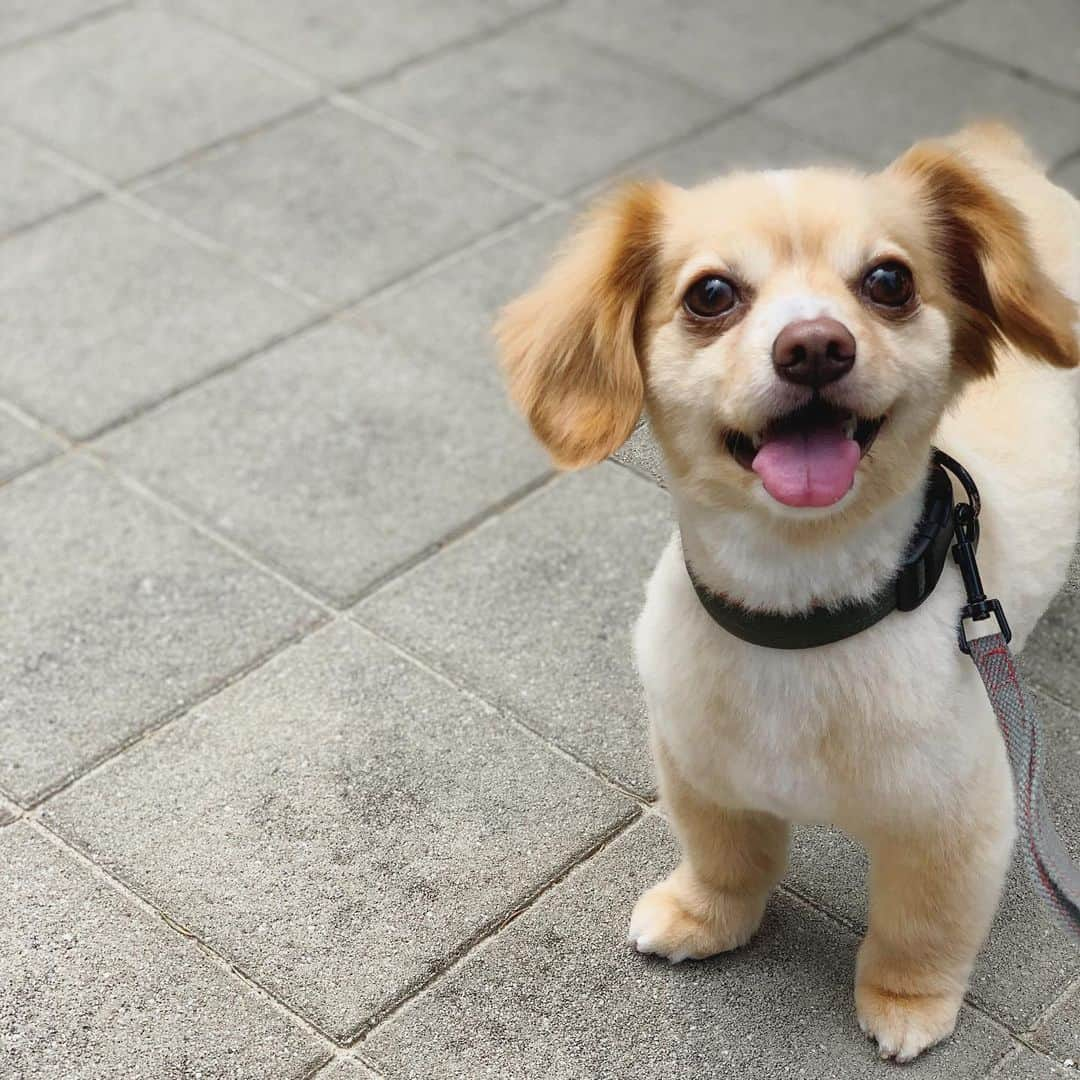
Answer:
[752, 426, 860, 508]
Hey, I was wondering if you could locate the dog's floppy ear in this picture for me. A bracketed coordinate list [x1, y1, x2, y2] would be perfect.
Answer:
[495, 182, 667, 469]
[890, 138, 1077, 375]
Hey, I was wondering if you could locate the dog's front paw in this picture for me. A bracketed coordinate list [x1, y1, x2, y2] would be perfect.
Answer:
[627, 868, 766, 963]
[856, 983, 962, 1063]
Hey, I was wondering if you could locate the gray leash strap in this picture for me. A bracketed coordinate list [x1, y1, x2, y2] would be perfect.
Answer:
[967, 633, 1080, 943]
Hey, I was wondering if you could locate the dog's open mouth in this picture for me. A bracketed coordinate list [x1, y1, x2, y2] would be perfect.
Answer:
[724, 399, 885, 508]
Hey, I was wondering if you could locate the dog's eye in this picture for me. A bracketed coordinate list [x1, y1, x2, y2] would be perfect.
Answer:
[684, 275, 738, 318]
[862, 261, 915, 308]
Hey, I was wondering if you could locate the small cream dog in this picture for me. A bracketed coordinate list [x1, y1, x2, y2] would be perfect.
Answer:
[496, 123, 1080, 1061]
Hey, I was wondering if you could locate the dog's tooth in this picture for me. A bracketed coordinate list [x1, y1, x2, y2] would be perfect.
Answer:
[751, 432, 763, 449]
[842, 415, 857, 439]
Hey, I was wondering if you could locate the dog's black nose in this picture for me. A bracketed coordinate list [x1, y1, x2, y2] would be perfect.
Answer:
[772, 318, 856, 388]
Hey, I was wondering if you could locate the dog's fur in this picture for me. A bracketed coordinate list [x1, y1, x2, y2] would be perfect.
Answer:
[496, 124, 1080, 1062]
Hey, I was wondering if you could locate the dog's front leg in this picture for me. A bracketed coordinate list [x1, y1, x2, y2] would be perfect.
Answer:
[629, 739, 789, 961]
[855, 778, 1014, 1062]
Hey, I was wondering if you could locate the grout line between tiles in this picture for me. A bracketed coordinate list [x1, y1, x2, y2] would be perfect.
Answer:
[908, 29, 1080, 103]
[0, 1, 134, 56]
[350, 809, 644, 1045]
[1024, 967, 1080, 1038]
[24, 610, 335, 810]
[348, 614, 654, 810]
[25, 814, 341, 1065]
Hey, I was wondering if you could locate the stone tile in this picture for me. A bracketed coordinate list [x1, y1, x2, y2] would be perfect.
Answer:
[1032, 978, 1080, 1065]
[1053, 157, 1080, 199]
[355, 21, 721, 196]
[143, 103, 532, 304]
[992, 1046, 1075, 1078]
[785, 690, 1080, 1030]
[317, 1060, 378, 1079]
[0, 126, 93, 236]
[178, 0, 548, 85]
[0, 0, 115, 48]
[606, 110, 857, 190]
[0, 796, 19, 825]
[0, 408, 62, 485]
[0, 458, 322, 804]
[0, 8, 313, 181]
[97, 317, 549, 604]
[43, 621, 635, 1039]
[363, 814, 1009, 1079]
[356, 465, 674, 794]
[761, 35, 1080, 168]
[611, 419, 665, 486]
[556, 0, 889, 103]
[0, 199, 311, 439]
[0, 823, 325, 1079]
[1068, 547, 1080, 593]
[921, 0, 1080, 95]
[1022, 590, 1080, 709]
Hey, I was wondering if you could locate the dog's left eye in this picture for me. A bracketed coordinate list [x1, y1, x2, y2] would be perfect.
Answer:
[862, 261, 915, 308]
[684, 275, 738, 318]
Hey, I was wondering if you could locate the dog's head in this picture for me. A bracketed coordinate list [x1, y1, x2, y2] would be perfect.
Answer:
[496, 131, 1077, 526]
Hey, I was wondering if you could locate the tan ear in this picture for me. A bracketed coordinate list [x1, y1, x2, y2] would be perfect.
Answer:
[890, 138, 1078, 375]
[495, 182, 667, 469]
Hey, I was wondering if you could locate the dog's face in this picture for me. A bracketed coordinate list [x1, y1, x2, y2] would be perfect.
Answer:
[497, 134, 1077, 528]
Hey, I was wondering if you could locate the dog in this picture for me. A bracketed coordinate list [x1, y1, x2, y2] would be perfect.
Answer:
[495, 123, 1080, 1061]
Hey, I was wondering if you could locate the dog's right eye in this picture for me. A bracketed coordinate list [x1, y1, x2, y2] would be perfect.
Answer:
[684, 275, 738, 318]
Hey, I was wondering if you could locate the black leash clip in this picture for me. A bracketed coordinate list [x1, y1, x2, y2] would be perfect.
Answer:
[933, 449, 1012, 654]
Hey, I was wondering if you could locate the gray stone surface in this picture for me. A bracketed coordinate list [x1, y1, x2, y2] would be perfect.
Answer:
[0, 796, 19, 826]
[761, 34, 1080, 167]
[356, 465, 673, 794]
[0, 458, 322, 804]
[0, 199, 311, 438]
[0, 0, 117, 48]
[43, 620, 635, 1039]
[0, 8, 314, 181]
[921, 0, 1080, 94]
[1022, 592, 1080, 713]
[1054, 157, 1080, 199]
[178, 0, 549, 85]
[363, 813, 1010, 1079]
[0, 407, 61, 485]
[97, 318, 549, 604]
[315, 1059, 378, 1079]
[0, 125, 93, 236]
[0, 823, 326, 1080]
[785, 689, 1080, 1029]
[355, 21, 721, 196]
[609, 110, 858, 191]
[991, 1047, 1075, 1078]
[556, 0, 890, 102]
[1032, 978, 1080, 1064]
[142, 103, 533, 304]
[612, 419, 665, 486]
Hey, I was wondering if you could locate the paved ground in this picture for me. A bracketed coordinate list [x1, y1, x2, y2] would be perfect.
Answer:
[2, 1, 1079, 1077]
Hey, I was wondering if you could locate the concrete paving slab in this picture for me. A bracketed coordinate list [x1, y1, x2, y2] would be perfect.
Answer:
[0, 0, 117, 49]
[991, 1046, 1075, 1078]
[0, 796, 20, 825]
[355, 21, 721, 196]
[0, 8, 315, 181]
[921, 0, 1080, 95]
[97, 318, 549, 605]
[0, 198, 311, 438]
[141, 103, 533, 304]
[0, 457, 322, 804]
[0, 125, 93, 236]
[607, 109, 857, 190]
[612, 420, 665, 486]
[1022, 591, 1080, 710]
[43, 620, 636, 1040]
[1053, 157, 1080, 198]
[0, 823, 326, 1080]
[178, 0, 550, 86]
[0, 407, 61, 485]
[315, 1057, 379, 1079]
[761, 34, 1080, 167]
[556, 0, 890, 103]
[362, 813, 1009, 1079]
[356, 464, 675, 795]
[1031, 977, 1080, 1067]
